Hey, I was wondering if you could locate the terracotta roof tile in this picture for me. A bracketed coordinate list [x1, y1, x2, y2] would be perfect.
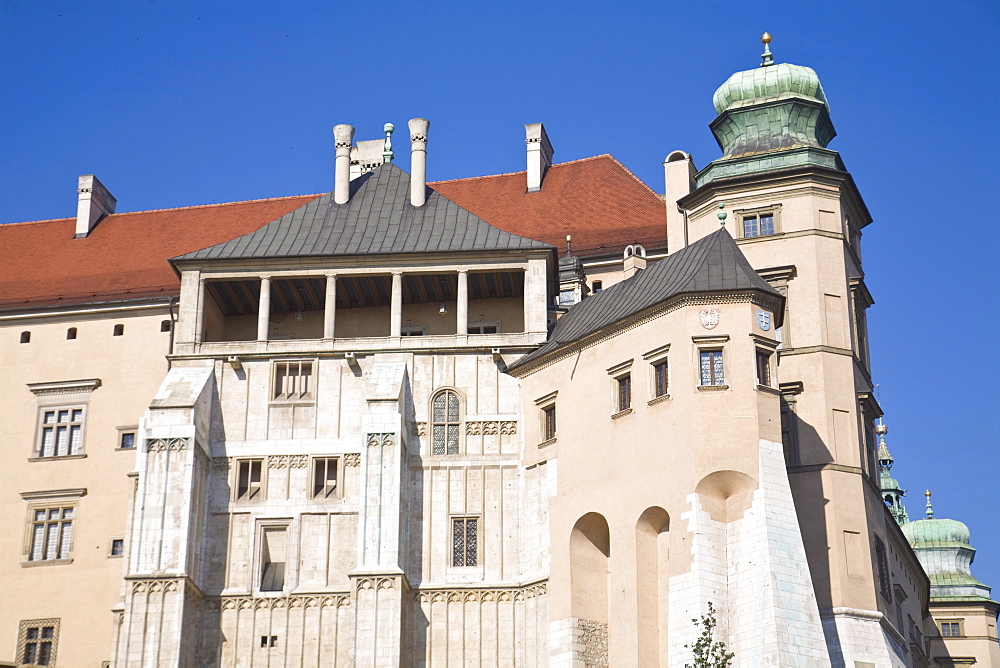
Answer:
[430, 155, 666, 258]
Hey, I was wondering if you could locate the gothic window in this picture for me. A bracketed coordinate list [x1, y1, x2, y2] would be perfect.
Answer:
[432, 390, 461, 455]
[452, 517, 478, 567]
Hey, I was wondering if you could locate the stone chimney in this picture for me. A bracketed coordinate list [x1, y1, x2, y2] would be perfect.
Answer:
[663, 150, 697, 251]
[75, 175, 116, 238]
[525, 123, 554, 192]
[333, 124, 355, 204]
[350, 139, 387, 180]
[408, 118, 429, 207]
[623, 244, 647, 280]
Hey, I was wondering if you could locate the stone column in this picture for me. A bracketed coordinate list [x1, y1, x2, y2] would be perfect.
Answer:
[324, 274, 337, 340]
[456, 270, 469, 336]
[193, 278, 206, 344]
[257, 276, 271, 342]
[390, 272, 402, 337]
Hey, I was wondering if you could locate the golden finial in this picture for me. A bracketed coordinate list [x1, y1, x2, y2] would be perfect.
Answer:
[760, 32, 774, 67]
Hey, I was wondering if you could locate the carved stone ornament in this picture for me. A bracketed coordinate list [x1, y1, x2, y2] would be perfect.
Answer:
[289, 455, 309, 468]
[367, 433, 394, 448]
[699, 308, 720, 330]
[268, 455, 289, 469]
[415, 422, 427, 437]
[146, 437, 189, 452]
[344, 453, 361, 467]
[217, 593, 349, 611]
[757, 310, 771, 331]
[414, 581, 546, 604]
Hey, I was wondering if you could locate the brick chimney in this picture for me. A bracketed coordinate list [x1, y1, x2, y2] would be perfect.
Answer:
[75, 175, 116, 238]
[525, 123, 554, 192]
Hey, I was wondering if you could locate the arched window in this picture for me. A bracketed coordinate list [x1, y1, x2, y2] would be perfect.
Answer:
[432, 390, 461, 455]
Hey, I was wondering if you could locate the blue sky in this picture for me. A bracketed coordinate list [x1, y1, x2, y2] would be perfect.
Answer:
[2, 1, 998, 587]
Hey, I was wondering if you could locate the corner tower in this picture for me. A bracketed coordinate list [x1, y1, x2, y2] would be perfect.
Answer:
[673, 35, 919, 667]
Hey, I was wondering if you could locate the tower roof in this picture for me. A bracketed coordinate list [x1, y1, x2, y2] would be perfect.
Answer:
[712, 62, 829, 115]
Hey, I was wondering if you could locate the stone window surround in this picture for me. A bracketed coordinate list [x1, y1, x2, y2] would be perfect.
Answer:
[606, 359, 634, 415]
[429, 387, 465, 456]
[27, 379, 101, 461]
[939, 618, 965, 638]
[270, 358, 316, 404]
[116, 425, 138, 451]
[232, 458, 266, 503]
[310, 455, 341, 500]
[450, 516, 480, 568]
[733, 203, 782, 239]
[19, 489, 87, 568]
[109, 536, 125, 558]
[642, 343, 671, 404]
[534, 390, 558, 446]
[693, 335, 729, 391]
[188, 259, 545, 345]
[16, 618, 60, 667]
[756, 265, 795, 350]
[750, 334, 780, 392]
[254, 519, 293, 595]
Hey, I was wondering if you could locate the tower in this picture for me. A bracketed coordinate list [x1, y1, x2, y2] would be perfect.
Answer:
[876, 422, 909, 525]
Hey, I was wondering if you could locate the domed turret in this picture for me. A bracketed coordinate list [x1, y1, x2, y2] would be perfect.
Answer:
[698, 34, 843, 186]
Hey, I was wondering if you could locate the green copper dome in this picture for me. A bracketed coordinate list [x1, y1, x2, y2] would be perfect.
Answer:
[902, 517, 971, 547]
[712, 63, 829, 115]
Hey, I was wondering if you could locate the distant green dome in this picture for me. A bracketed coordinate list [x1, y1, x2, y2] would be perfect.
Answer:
[712, 62, 829, 115]
[881, 475, 903, 492]
[902, 517, 971, 547]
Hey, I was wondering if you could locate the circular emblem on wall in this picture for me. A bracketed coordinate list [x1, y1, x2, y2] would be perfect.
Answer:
[699, 309, 719, 330]
[757, 310, 771, 331]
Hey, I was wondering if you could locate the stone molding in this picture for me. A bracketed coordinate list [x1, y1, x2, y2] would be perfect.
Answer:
[414, 581, 546, 604]
[213, 593, 351, 611]
[366, 433, 394, 448]
[344, 453, 361, 467]
[356, 576, 396, 592]
[146, 437, 189, 452]
[130, 579, 181, 594]
[27, 378, 101, 396]
[267, 455, 309, 469]
[465, 421, 517, 436]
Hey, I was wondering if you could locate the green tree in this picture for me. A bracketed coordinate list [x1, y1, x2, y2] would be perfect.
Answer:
[685, 601, 735, 667]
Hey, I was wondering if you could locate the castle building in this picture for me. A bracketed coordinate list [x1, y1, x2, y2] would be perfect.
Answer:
[1, 37, 997, 667]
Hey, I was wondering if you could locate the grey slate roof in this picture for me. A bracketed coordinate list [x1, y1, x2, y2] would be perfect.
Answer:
[508, 228, 780, 370]
[173, 163, 552, 262]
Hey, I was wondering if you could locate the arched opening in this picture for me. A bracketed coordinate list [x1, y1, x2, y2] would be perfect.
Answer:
[666, 150, 689, 163]
[636, 507, 670, 666]
[570, 512, 610, 625]
[694, 470, 756, 523]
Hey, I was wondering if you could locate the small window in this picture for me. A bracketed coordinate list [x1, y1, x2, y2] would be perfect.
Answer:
[743, 213, 775, 238]
[20, 331, 31, 343]
[452, 517, 478, 567]
[259, 527, 287, 591]
[653, 360, 669, 398]
[37, 407, 85, 457]
[273, 360, 313, 401]
[542, 404, 556, 441]
[432, 390, 461, 455]
[17, 619, 59, 667]
[110, 538, 124, 557]
[699, 350, 725, 386]
[235, 459, 263, 501]
[66, 328, 77, 340]
[160, 319, 172, 332]
[755, 349, 772, 386]
[113, 323, 124, 336]
[592, 280, 603, 294]
[941, 621, 962, 637]
[616, 375, 632, 412]
[261, 635, 278, 648]
[118, 430, 136, 450]
[312, 457, 339, 498]
[28, 506, 74, 561]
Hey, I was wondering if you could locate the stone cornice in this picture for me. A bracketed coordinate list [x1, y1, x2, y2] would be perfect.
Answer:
[27, 378, 101, 396]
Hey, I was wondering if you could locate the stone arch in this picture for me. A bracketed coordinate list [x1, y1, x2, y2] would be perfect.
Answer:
[570, 512, 610, 625]
[665, 150, 690, 163]
[636, 507, 670, 666]
[695, 470, 756, 523]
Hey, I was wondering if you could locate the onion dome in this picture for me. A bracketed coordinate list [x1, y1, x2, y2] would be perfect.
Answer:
[712, 62, 828, 116]
[902, 491, 971, 547]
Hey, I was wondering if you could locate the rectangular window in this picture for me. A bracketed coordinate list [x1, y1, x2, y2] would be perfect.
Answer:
[452, 517, 478, 567]
[118, 429, 136, 449]
[616, 375, 632, 412]
[699, 350, 725, 386]
[235, 459, 263, 501]
[110, 538, 124, 557]
[874, 534, 891, 601]
[467, 322, 500, 334]
[743, 214, 775, 238]
[542, 404, 556, 441]
[941, 621, 962, 637]
[18, 619, 59, 667]
[37, 407, 85, 457]
[312, 457, 339, 498]
[259, 527, 287, 592]
[273, 360, 313, 401]
[29, 507, 74, 562]
[653, 360, 669, 398]
[755, 349, 772, 386]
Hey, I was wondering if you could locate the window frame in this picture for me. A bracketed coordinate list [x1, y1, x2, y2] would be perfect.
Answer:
[311, 456, 341, 499]
[20, 490, 85, 568]
[940, 619, 964, 638]
[735, 204, 782, 240]
[233, 458, 265, 502]
[534, 391, 558, 447]
[607, 359, 634, 417]
[643, 344, 671, 404]
[109, 537, 125, 558]
[17, 618, 60, 667]
[34, 405, 87, 459]
[699, 349, 726, 388]
[256, 520, 291, 594]
[270, 358, 316, 403]
[117, 426, 138, 451]
[430, 388, 464, 455]
[451, 516, 479, 568]
[467, 320, 501, 335]
[755, 348, 773, 388]
[400, 325, 428, 337]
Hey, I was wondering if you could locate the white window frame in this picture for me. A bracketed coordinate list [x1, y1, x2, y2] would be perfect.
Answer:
[20, 489, 86, 567]
[271, 359, 315, 403]
[643, 344, 671, 404]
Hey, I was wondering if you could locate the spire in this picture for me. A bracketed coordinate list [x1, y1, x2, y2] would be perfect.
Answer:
[382, 123, 395, 163]
[876, 419, 909, 525]
[760, 32, 774, 67]
[925, 490, 934, 518]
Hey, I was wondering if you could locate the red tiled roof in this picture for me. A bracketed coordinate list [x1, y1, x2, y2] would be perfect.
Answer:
[0, 155, 666, 310]
[0, 195, 320, 310]
[430, 155, 666, 259]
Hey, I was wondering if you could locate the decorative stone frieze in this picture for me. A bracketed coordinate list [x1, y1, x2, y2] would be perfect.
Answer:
[465, 421, 517, 436]
[366, 433, 394, 448]
[344, 453, 361, 467]
[356, 577, 395, 592]
[146, 437, 188, 452]
[268, 455, 289, 469]
[289, 454, 309, 468]
[130, 579, 180, 594]
[414, 581, 546, 604]
[216, 594, 350, 611]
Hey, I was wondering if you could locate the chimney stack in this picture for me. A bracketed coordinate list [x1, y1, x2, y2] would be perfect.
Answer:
[525, 123, 554, 192]
[663, 150, 697, 251]
[408, 118, 430, 207]
[623, 244, 647, 280]
[333, 124, 356, 204]
[75, 175, 116, 238]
